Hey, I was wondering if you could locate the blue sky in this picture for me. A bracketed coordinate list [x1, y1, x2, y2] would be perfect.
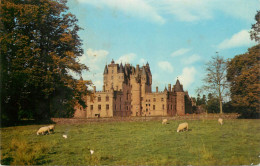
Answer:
[67, 0, 259, 97]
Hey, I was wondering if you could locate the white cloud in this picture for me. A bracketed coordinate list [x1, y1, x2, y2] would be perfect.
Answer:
[139, 58, 147, 65]
[116, 53, 137, 64]
[158, 61, 173, 72]
[158, 0, 212, 22]
[217, 30, 257, 50]
[79, 49, 109, 72]
[78, 0, 259, 23]
[78, 0, 165, 24]
[171, 48, 191, 57]
[157, 0, 259, 22]
[182, 54, 201, 65]
[178, 67, 197, 88]
[78, 48, 109, 90]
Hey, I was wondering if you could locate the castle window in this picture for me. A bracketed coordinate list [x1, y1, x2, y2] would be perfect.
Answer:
[106, 104, 109, 110]
[127, 106, 128, 110]
[111, 76, 113, 79]
[98, 105, 101, 110]
[112, 70, 114, 74]
[106, 96, 109, 101]
[90, 105, 93, 110]
[161, 98, 164, 102]
[162, 104, 164, 110]
[98, 97, 101, 102]
[141, 97, 143, 101]
[153, 98, 156, 102]
[153, 105, 155, 110]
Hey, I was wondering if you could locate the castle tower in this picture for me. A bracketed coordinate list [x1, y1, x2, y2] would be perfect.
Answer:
[141, 66, 147, 96]
[103, 65, 108, 91]
[146, 62, 152, 86]
[130, 71, 141, 116]
[104, 59, 127, 91]
[174, 79, 185, 115]
[117, 63, 125, 90]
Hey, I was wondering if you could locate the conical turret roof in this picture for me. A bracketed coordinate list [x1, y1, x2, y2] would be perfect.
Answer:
[141, 66, 146, 75]
[119, 63, 124, 73]
[174, 79, 184, 92]
[103, 65, 108, 74]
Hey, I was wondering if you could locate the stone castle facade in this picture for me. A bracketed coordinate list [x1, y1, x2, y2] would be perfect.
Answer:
[74, 60, 193, 118]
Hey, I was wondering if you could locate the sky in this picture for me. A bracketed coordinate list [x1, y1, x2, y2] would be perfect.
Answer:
[67, 0, 259, 97]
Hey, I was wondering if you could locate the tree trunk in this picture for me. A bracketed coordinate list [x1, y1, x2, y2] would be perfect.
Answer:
[218, 83, 223, 114]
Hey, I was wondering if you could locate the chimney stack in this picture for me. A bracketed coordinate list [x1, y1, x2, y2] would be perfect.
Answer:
[156, 86, 158, 93]
[103, 85, 105, 92]
[93, 86, 96, 93]
[168, 84, 171, 92]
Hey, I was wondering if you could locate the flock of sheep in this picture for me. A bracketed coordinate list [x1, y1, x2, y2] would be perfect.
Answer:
[36, 118, 224, 135]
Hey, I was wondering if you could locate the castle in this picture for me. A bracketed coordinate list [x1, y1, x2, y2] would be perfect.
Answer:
[74, 60, 193, 118]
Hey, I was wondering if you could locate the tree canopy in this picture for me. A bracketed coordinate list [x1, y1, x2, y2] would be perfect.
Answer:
[200, 55, 229, 114]
[1, 0, 91, 124]
[250, 10, 260, 42]
[227, 44, 260, 118]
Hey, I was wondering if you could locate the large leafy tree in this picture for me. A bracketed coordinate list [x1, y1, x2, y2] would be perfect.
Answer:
[1, 0, 91, 124]
[227, 44, 260, 118]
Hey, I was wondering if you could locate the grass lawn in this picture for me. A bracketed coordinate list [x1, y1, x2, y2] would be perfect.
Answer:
[1, 119, 260, 165]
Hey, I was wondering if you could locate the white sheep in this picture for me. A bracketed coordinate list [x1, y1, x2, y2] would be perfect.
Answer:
[63, 134, 68, 139]
[218, 118, 223, 125]
[177, 122, 188, 132]
[162, 119, 168, 125]
[37, 126, 50, 135]
[48, 125, 55, 133]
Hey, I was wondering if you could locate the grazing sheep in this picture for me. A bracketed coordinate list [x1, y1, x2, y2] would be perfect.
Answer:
[37, 126, 50, 135]
[48, 125, 55, 133]
[63, 134, 68, 139]
[218, 118, 223, 125]
[177, 122, 188, 132]
[90, 150, 94, 155]
[162, 119, 168, 125]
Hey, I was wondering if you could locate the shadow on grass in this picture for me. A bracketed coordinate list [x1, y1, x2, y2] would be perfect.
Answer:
[1, 119, 56, 128]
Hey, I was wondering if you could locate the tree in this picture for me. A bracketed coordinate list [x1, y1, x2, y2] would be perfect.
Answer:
[227, 44, 260, 118]
[201, 54, 229, 114]
[250, 11, 260, 42]
[206, 93, 219, 113]
[0, 0, 91, 124]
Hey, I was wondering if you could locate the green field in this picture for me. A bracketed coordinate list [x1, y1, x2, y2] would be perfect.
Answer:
[1, 119, 260, 165]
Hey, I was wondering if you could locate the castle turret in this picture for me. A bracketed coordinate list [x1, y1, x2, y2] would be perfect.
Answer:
[136, 65, 140, 75]
[174, 79, 185, 115]
[119, 63, 124, 73]
[174, 79, 184, 92]
[104, 65, 108, 74]
[130, 74, 141, 116]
